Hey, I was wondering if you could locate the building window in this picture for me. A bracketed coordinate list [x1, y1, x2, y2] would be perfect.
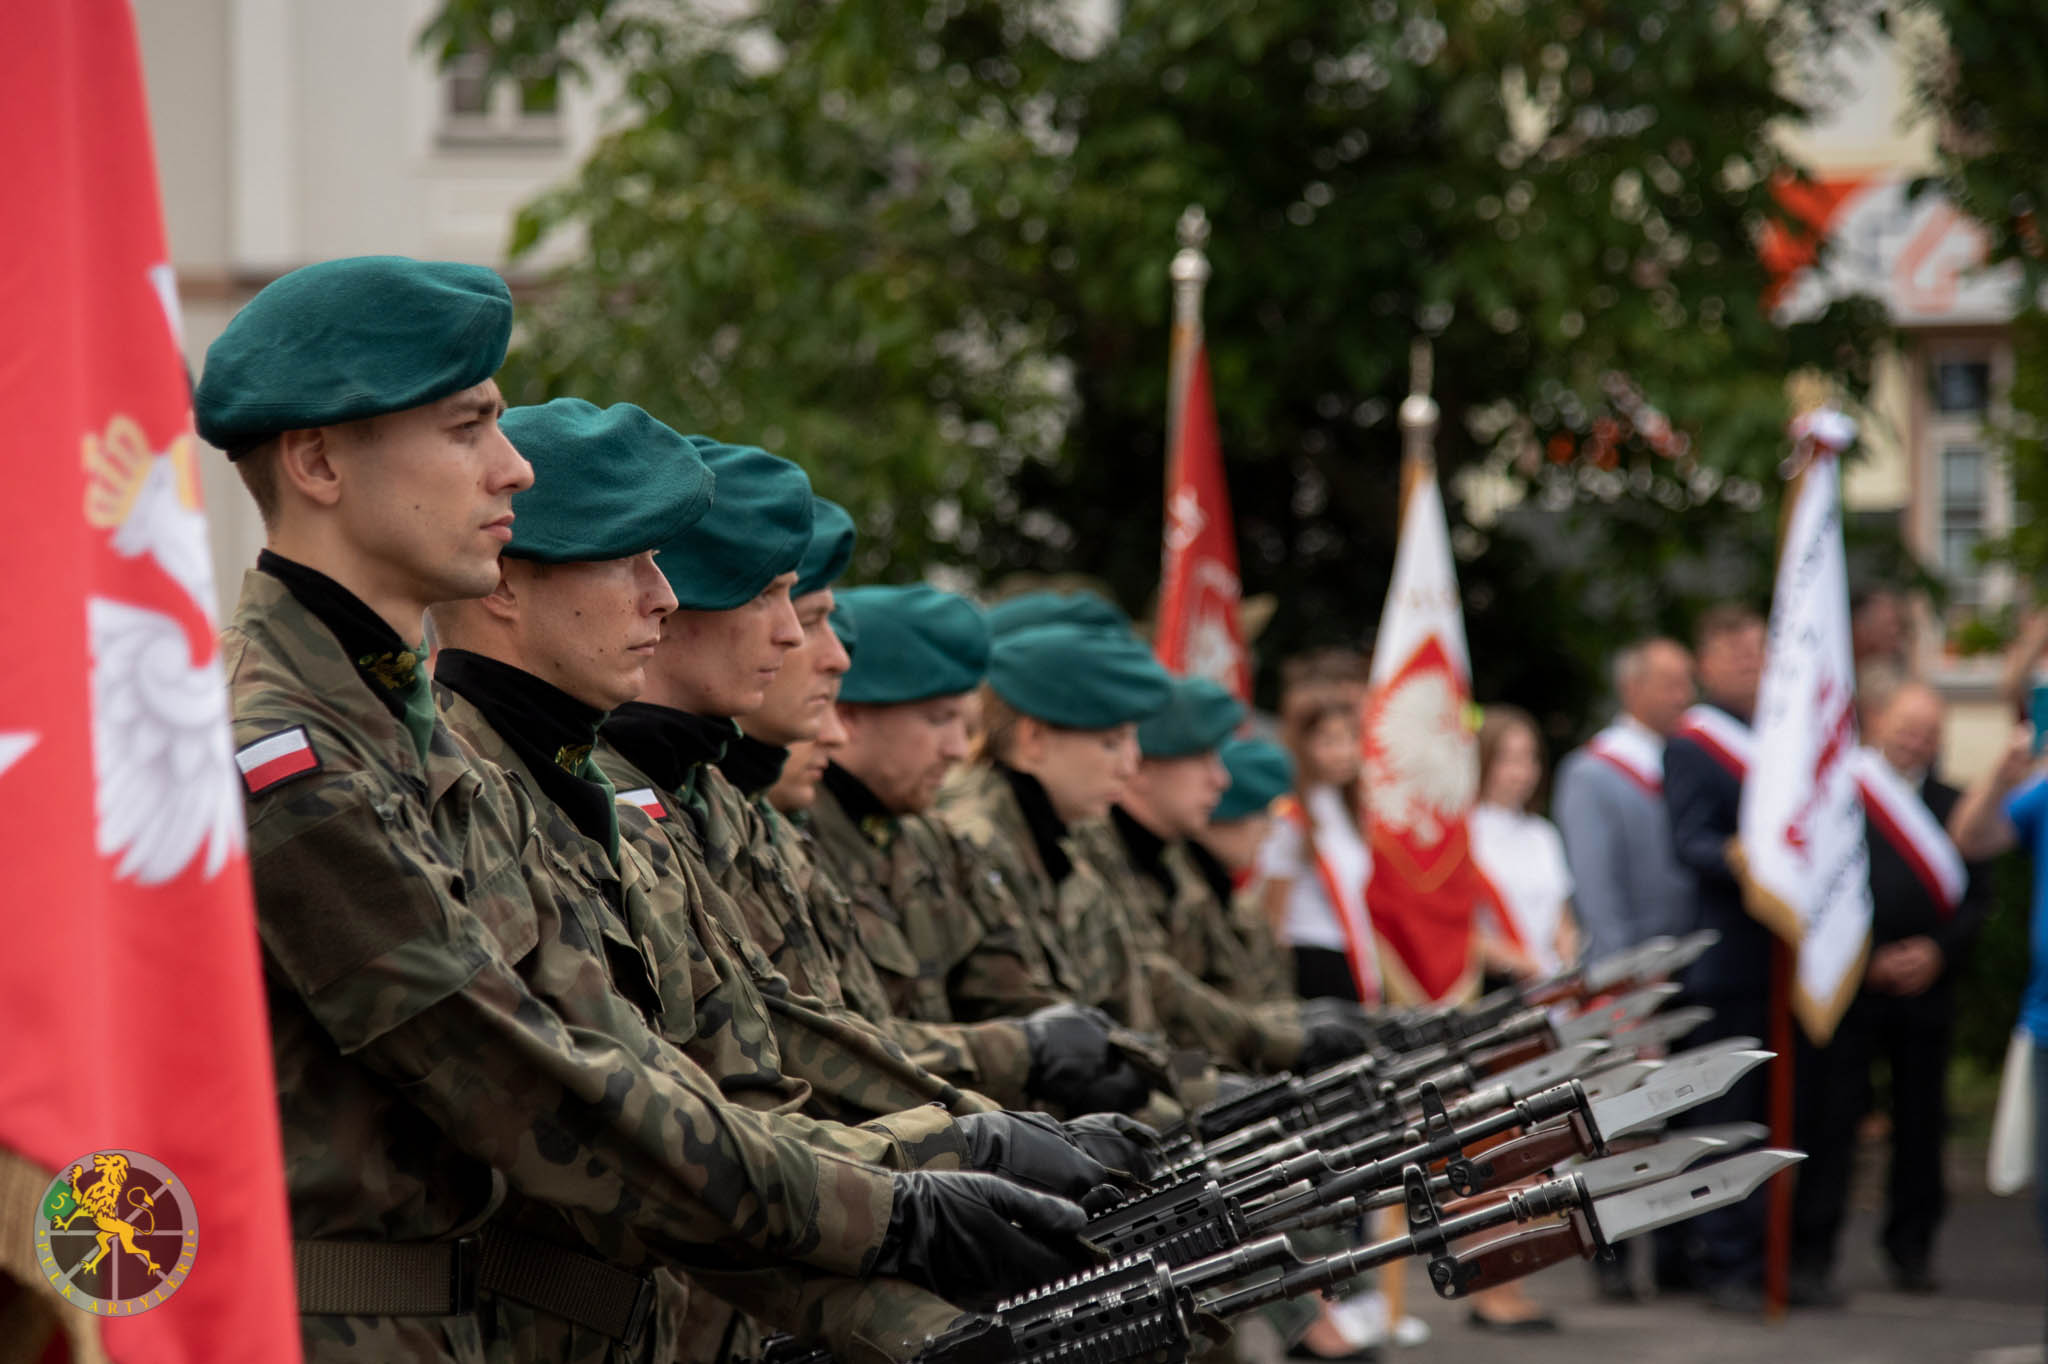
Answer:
[440, 50, 562, 147]
[1933, 360, 1991, 417]
[1939, 444, 1986, 607]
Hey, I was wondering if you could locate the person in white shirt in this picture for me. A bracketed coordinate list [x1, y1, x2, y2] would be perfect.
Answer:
[1257, 659, 1380, 1005]
[1470, 704, 1579, 984]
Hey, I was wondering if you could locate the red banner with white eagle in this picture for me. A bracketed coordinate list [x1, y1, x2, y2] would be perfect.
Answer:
[0, 4, 301, 1360]
[1155, 346, 1252, 700]
[1361, 459, 1503, 1003]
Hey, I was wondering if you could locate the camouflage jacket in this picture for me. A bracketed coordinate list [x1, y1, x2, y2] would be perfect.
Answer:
[755, 796, 1034, 1107]
[445, 691, 970, 1153]
[1169, 843, 1296, 1007]
[224, 573, 922, 1363]
[935, 764, 1159, 1033]
[1072, 815, 1304, 1072]
[807, 772, 1062, 1025]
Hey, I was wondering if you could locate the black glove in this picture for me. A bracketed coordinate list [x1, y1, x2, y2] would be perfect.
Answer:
[956, 1111, 1111, 1199]
[1059, 1113, 1162, 1185]
[871, 1170, 1095, 1311]
[1022, 1003, 1156, 1114]
[1297, 1017, 1372, 1073]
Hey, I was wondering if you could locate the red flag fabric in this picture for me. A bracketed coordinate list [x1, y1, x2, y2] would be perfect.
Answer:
[1155, 348, 1251, 700]
[0, 4, 302, 1360]
[1361, 466, 1499, 1003]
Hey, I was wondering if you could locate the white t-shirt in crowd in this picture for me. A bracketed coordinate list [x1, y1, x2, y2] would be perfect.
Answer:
[1257, 785, 1373, 954]
[1468, 802, 1574, 977]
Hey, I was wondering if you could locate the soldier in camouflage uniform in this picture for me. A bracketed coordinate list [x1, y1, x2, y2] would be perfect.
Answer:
[691, 496, 1147, 1120]
[1184, 738, 1300, 1005]
[198, 260, 1094, 1364]
[946, 629, 1370, 1077]
[431, 401, 1137, 1357]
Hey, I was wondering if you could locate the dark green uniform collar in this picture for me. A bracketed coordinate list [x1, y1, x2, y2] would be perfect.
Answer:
[821, 761, 894, 844]
[601, 702, 737, 800]
[257, 549, 434, 762]
[718, 732, 790, 796]
[434, 649, 620, 864]
[998, 764, 1074, 886]
[1183, 835, 1234, 908]
[1111, 804, 1176, 901]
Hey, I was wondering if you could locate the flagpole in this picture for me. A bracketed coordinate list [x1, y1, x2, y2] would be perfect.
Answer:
[1167, 204, 1210, 467]
[1398, 336, 1437, 501]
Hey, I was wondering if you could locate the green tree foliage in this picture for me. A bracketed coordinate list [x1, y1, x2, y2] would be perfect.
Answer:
[426, 0, 1887, 728]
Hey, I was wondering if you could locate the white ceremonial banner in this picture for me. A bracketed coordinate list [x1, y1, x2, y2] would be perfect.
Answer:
[1733, 414, 1872, 1044]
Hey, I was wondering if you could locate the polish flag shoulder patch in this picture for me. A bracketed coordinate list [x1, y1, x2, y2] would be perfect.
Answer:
[235, 725, 322, 796]
[616, 787, 667, 820]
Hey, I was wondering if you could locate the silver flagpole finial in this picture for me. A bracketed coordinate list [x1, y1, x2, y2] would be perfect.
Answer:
[1400, 336, 1438, 465]
[1171, 205, 1211, 329]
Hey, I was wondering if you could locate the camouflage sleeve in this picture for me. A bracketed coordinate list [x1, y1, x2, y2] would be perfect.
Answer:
[1139, 948, 1304, 1072]
[875, 1017, 1031, 1109]
[692, 1268, 966, 1364]
[245, 770, 897, 1278]
[934, 829, 1067, 1023]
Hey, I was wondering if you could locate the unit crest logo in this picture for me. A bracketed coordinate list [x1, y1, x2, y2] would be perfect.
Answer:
[35, 1149, 197, 1314]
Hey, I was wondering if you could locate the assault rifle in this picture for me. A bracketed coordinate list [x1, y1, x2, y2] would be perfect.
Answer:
[1093, 1046, 1770, 1265]
[1158, 980, 1681, 1170]
[763, 1148, 1800, 1364]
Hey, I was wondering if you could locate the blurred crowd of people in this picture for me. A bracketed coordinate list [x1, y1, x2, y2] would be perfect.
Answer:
[1233, 586, 2048, 1355]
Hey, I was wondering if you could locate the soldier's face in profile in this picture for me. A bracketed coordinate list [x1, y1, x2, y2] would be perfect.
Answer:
[1199, 811, 1272, 872]
[318, 381, 530, 608]
[742, 588, 849, 745]
[1128, 751, 1230, 838]
[836, 695, 972, 813]
[1020, 721, 1139, 824]
[509, 551, 675, 710]
[653, 573, 805, 718]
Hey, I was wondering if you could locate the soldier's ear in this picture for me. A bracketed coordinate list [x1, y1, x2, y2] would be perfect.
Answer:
[275, 427, 341, 509]
[476, 558, 526, 626]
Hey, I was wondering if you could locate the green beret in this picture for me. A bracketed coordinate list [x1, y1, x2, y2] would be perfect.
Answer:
[500, 399, 713, 563]
[984, 589, 1131, 638]
[1138, 675, 1247, 759]
[657, 442, 814, 610]
[793, 498, 856, 597]
[837, 586, 989, 705]
[988, 624, 1172, 730]
[196, 256, 512, 453]
[830, 601, 859, 661]
[1212, 738, 1295, 821]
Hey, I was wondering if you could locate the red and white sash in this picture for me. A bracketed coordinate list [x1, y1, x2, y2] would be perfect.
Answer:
[1675, 706, 1961, 917]
[1852, 748, 1965, 918]
[1675, 703, 1754, 779]
[1586, 719, 1665, 797]
[1277, 793, 1382, 1003]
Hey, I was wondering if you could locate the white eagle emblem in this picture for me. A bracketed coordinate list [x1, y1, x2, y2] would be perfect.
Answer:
[1364, 667, 1476, 846]
[82, 415, 244, 885]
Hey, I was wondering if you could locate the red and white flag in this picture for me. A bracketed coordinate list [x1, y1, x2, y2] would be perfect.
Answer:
[1362, 462, 1504, 1003]
[1155, 347, 1251, 700]
[1732, 410, 1872, 1044]
[0, 4, 301, 1359]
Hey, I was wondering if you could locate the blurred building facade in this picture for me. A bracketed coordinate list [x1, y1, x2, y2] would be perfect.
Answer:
[1778, 15, 2032, 777]
[134, 0, 614, 615]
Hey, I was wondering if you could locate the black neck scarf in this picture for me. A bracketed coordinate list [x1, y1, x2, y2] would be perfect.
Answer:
[822, 761, 894, 844]
[1183, 837, 1235, 908]
[1112, 804, 1176, 900]
[602, 702, 737, 798]
[258, 549, 434, 762]
[719, 732, 791, 797]
[435, 649, 619, 864]
[999, 764, 1074, 885]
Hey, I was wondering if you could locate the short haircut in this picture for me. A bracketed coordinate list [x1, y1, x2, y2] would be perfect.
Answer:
[1694, 603, 1764, 654]
[1612, 635, 1687, 692]
[234, 438, 283, 530]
